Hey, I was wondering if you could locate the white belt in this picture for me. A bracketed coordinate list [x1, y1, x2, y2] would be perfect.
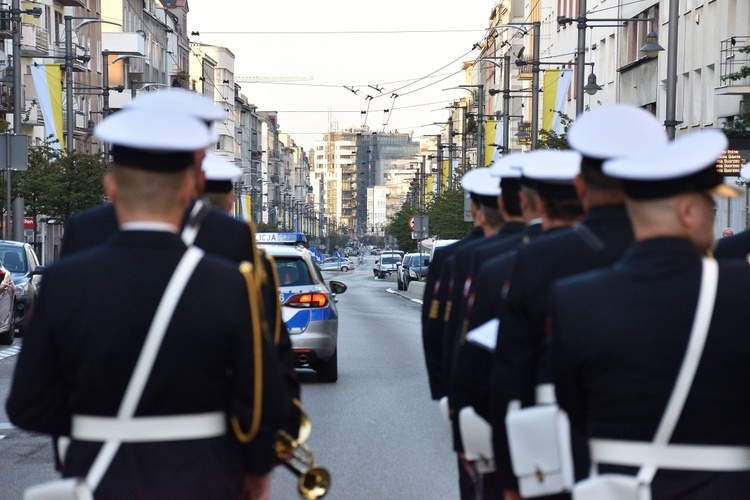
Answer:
[590, 438, 750, 471]
[72, 412, 226, 442]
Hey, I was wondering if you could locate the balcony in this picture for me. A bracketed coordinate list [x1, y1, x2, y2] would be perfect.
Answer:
[20, 23, 49, 56]
[717, 37, 750, 95]
[56, 0, 86, 7]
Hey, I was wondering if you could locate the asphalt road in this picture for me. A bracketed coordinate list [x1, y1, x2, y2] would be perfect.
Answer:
[270, 257, 456, 499]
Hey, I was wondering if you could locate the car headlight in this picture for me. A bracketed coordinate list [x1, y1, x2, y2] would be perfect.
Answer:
[409, 269, 418, 278]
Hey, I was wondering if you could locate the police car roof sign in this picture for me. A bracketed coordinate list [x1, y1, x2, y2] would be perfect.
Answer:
[255, 232, 307, 245]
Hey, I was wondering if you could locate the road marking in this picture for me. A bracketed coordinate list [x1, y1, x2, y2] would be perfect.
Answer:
[0, 344, 21, 361]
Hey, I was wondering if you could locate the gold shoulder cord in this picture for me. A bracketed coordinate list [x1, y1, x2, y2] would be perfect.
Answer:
[232, 261, 264, 443]
[264, 252, 283, 346]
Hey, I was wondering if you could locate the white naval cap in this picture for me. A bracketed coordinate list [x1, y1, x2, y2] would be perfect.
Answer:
[518, 150, 582, 199]
[461, 167, 502, 196]
[203, 151, 243, 193]
[489, 153, 524, 178]
[567, 104, 667, 160]
[123, 88, 226, 122]
[461, 167, 501, 209]
[520, 150, 582, 182]
[95, 109, 217, 171]
[602, 129, 738, 199]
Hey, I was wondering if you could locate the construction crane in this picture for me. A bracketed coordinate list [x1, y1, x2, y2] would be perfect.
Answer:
[235, 76, 313, 83]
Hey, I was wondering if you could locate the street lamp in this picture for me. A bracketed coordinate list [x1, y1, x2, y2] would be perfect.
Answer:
[556, 14, 664, 116]
[64, 16, 122, 151]
[445, 84, 485, 167]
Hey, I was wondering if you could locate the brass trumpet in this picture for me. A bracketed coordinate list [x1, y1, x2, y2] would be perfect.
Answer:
[275, 411, 331, 499]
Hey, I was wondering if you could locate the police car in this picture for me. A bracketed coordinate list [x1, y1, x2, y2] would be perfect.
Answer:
[257, 233, 347, 383]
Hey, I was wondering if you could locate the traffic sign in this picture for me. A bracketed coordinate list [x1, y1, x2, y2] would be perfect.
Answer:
[407, 215, 416, 231]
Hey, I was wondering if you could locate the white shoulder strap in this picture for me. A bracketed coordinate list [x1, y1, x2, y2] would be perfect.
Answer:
[638, 257, 719, 484]
[86, 246, 204, 490]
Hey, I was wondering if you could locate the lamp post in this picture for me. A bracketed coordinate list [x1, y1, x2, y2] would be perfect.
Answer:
[557, 14, 664, 116]
[64, 16, 121, 152]
[445, 85, 485, 168]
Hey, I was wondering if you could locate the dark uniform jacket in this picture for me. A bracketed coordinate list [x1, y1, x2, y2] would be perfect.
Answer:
[61, 203, 301, 432]
[714, 230, 750, 261]
[552, 238, 750, 498]
[7, 231, 287, 499]
[421, 227, 484, 400]
[491, 205, 634, 488]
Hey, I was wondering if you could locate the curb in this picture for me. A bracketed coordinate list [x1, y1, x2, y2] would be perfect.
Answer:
[387, 281, 425, 305]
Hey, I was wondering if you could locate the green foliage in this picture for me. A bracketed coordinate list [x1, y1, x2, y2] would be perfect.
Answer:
[536, 111, 572, 150]
[385, 201, 419, 251]
[722, 100, 750, 138]
[721, 50, 750, 138]
[721, 46, 750, 82]
[255, 222, 280, 233]
[426, 187, 472, 239]
[8, 141, 109, 222]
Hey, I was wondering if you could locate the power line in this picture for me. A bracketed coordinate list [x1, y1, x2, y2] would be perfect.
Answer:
[197, 28, 490, 35]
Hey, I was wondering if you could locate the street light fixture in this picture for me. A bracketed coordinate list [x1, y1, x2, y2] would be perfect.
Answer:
[64, 15, 122, 151]
[556, 14, 663, 116]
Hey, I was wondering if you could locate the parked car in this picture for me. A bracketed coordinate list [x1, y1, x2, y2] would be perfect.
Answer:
[319, 256, 353, 272]
[0, 262, 15, 345]
[261, 241, 347, 383]
[0, 241, 44, 335]
[375, 253, 402, 279]
[397, 252, 430, 291]
[373, 250, 404, 277]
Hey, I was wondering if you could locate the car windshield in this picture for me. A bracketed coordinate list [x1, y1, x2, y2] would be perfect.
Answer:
[275, 257, 312, 286]
[0, 247, 26, 274]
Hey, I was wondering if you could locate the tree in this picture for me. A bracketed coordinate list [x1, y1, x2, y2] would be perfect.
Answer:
[385, 201, 419, 251]
[8, 140, 109, 223]
[536, 111, 573, 150]
[426, 187, 472, 239]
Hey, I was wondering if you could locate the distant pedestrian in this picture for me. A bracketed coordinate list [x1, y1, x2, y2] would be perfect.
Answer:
[722, 227, 734, 238]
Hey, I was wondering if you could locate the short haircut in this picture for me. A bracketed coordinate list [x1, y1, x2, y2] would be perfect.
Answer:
[112, 164, 191, 214]
[580, 157, 623, 189]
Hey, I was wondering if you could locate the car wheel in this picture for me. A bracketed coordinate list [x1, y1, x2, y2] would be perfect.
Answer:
[403, 278, 410, 291]
[397, 276, 404, 290]
[341, 266, 349, 272]
[378, 272, 385, 279]
[373, 269, 378, 277]
[316, 349, 338, 383]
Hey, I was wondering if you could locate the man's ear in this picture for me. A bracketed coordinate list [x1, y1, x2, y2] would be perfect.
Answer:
[103, 172, 117, 202]
[573, 173, 585, 201]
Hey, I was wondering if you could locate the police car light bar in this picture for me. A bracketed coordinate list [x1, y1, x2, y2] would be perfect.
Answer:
[255, 232, 307, 245]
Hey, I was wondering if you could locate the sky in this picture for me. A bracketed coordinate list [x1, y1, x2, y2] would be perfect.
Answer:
[187, 0, 499, 151]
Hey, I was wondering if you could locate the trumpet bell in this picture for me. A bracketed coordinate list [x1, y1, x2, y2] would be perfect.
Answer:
[299, 466, 330, 500]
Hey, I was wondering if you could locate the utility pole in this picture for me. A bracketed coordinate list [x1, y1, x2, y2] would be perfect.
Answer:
[531, 21, 540, 149]
[436, 134, 443, 197]
[477, 84, 484, 168]
[575, 1, 587, 116]
[8, 0, 20, 240]
[447, 118, 454, 190]
[503, 55, 510, 153]
[64, 15, 74, 152]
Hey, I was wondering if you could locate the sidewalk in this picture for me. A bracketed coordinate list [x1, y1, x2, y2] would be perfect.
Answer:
[388, 280, 425, 304]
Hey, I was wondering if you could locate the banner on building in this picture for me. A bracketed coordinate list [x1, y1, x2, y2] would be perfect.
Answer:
[484, 119, 498, 167]
[442, 158, 450, 191]
[30, 64, 64, 151]
[542, 69, 573, 134]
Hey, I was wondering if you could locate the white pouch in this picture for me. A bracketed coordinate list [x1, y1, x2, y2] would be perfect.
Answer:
[572, 474, 651, 500]
[24, 478, 93, 500]
[459, 406, 495, 474]
[505, 404, 574, 498]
